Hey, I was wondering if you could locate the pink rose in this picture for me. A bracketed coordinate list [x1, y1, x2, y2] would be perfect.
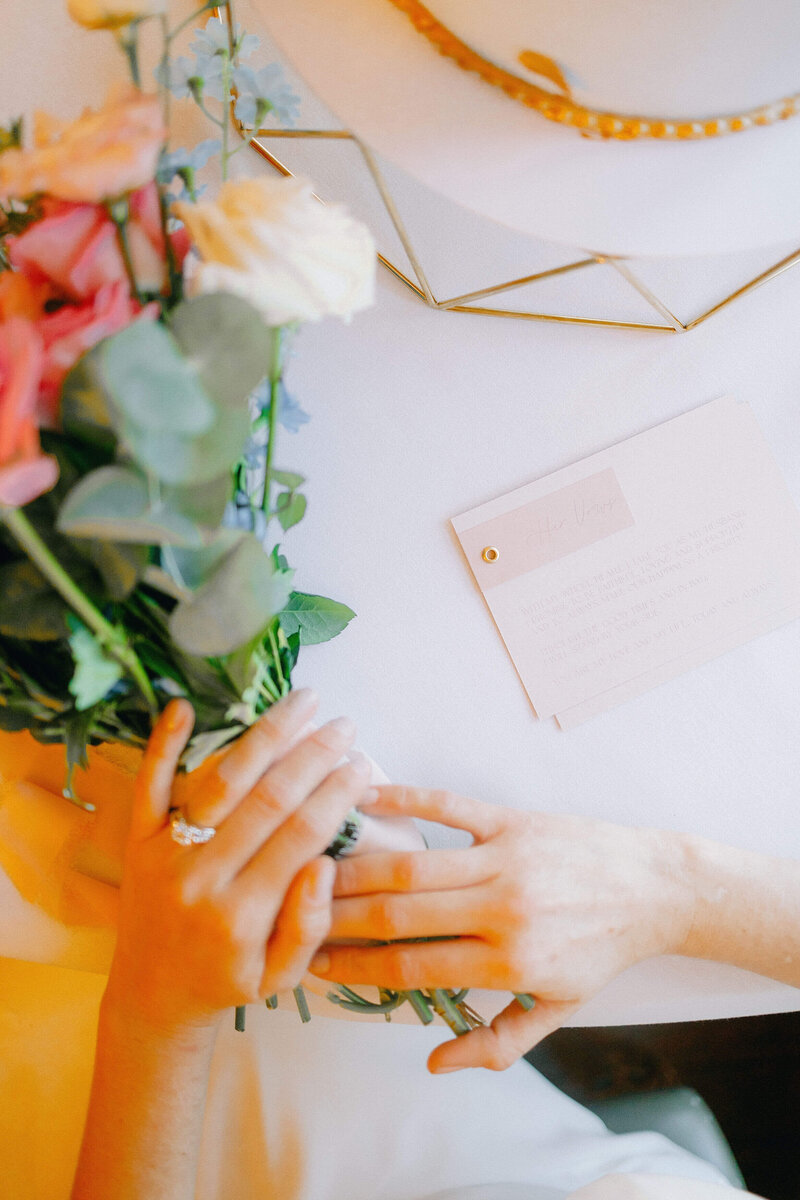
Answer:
[9, 185, 175, 300]
[0, 86, 165, 204]
[0, 318, 58, 507]
[36, 281, 157, 422]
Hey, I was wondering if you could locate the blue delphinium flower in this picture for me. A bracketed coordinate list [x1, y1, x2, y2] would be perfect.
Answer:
[251, 379, 310, 433]
[153, 54, 199, 100]
[233, 64, 300, 128]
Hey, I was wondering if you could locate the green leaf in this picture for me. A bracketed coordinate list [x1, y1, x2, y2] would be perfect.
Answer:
[278, 592, 356, 646]
[123, 406, 250, 487]
[82, 540, 148, 601]
[0, 560, 69, 640]
[167, 529, 243, 590]
[98, 320, 216, 435]
[169, 535, 293, 656]
[169, 294, 274, 411]
[63, 707, 97, 807]
[59, 353, 118, 455]
[162, 474, 233, 527]
[276, 491, 307, 532]
[68, 622, 124, 711]
[58, 465, 204, 547]
[0, 703, 39, 733]
[273, 470, 305, 489]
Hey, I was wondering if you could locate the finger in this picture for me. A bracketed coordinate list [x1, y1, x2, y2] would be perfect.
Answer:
[130, 700, 195, 842]
[236, 757, 374, 896]
[308, 936, 495, 991]
[427, 997, 580, 1074]
[333, 844, 497, 898]
[175, 688, 319, 828]
[204, 719, 361, 879]
[261, 856, 336, 995]
[360, 787, 505, 843]
[329, 888, 487, 941]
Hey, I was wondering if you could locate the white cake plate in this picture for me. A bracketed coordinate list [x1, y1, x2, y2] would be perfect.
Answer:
[244, 0, 800, 258]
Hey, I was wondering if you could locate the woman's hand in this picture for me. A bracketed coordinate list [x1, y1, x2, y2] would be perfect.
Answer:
[105, 689, 375, 1036]
[309, 787, 695, 1073]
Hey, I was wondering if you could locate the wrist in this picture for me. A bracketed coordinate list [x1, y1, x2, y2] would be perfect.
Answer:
[641, 825, 698, 959]
[101, 977, 223, 1050]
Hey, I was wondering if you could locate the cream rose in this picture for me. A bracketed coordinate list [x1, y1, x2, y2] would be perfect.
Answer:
[0, 86, 165, 204]
[67, 0, 165, 30]
[174, 176, 376, 326]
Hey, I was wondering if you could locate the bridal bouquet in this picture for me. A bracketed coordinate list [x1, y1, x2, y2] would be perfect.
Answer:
[0, 0, 533, 1036]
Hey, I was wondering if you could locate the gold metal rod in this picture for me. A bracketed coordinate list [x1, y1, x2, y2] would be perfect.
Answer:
[684, 245, 800, 330]
[251, 128, 354, 140]
[437, 257, 600, 309]
[605, 257, 687, 331]
[354, 138, 439, 307]
[448, 305, 676, 332]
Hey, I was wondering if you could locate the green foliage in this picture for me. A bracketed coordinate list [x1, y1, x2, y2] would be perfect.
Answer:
[58, 465, 204, 547]
[276, 490, 306, 531]
[169, 535, 293, 656]
[67, 620, 124, 711]
[279, 592, 356, 646]
[0, 118, 23, 153]
[0, 560, 70, 640]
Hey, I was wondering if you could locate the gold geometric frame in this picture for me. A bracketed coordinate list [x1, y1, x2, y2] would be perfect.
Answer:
[224, 6, 800, 333]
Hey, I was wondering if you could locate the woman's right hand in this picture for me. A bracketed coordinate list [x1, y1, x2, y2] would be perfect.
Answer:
[105, 689, 375, 1036]
[312, 788, 696, 1072]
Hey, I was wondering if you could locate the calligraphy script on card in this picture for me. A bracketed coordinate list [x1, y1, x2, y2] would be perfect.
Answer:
[452, 397, 800, 726]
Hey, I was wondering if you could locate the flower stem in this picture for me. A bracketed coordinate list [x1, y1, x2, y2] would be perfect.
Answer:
[116, 22, 141, 87]
[106, 199, 144, 307]
[0, 507, 157, 713]
[167, 0, 225, 44]
[262, 327, 283, 516]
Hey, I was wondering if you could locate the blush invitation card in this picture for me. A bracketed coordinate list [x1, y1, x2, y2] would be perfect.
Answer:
[452, 397, 800, 728]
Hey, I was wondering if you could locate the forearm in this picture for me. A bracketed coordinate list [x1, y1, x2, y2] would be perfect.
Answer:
[72, 992, 219, 1200]
[677, 833, 800, 987]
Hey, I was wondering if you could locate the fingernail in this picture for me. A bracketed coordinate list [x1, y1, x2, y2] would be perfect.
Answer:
[348, 751, 371, 777]
[326, 716, 356, 741]
[309, 951, 330, 973]
[431, 1065, 464, 1074]
[165, 700, 188, 732]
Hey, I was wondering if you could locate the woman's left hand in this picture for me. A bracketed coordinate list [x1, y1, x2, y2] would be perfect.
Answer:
[309, 787, 695, 1074]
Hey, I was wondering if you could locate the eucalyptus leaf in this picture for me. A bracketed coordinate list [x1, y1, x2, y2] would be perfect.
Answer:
[276, 491, 306, 532]
[169, 294, 274, 410]
[98, 320, 216, 435]
[58, 466, 204, 547]
[57, 352, 117, 454]
[0, 560, 69, 641]
[163, 474, 233, 527]
[82, 540, 148, 601]
[169, 536, 293, 656]
[273, 470, 305, 489]
[278, 592, 356, 646]
[123, 407, 251, 486]
[167, 529, 243, 591]
[68, 623, 124, 711]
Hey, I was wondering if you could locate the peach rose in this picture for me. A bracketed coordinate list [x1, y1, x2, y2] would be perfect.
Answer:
[9, 185, 175, 300]
[0, 318, 58, 507]
[67, 0, 165, 30]
[0, 87, 165, 204]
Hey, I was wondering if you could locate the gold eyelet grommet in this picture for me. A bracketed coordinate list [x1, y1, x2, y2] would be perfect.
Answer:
[481, 546, 500, 563]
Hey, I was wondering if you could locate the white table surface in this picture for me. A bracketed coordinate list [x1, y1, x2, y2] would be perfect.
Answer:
[7, 2, 800, 1027]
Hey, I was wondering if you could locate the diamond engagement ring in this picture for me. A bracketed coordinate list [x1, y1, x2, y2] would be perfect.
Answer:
[169, 809, 217, 846]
